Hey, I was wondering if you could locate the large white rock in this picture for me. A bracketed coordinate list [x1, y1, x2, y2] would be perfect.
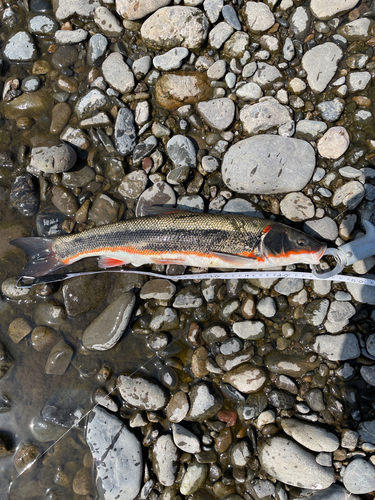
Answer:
[244, 1, 275, 33]
[239, 96, 292, 135]
[310, 0, 359, 20]
[302, 43, 343, 93]
[222, 135, 315, 194]
[102, 52, 135, 94]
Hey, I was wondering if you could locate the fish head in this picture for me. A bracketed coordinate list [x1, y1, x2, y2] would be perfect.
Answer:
[260, 225, 327, 266]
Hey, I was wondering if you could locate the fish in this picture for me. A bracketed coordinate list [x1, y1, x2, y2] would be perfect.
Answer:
[10, 209, 327, 278]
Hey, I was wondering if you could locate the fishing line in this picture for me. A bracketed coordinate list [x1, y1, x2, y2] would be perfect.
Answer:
[7, 327, 189, 495]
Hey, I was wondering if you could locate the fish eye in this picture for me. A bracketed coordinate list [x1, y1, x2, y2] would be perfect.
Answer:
[297, 238, 307, 246]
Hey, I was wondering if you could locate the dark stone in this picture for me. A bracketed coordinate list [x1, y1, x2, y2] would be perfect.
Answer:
[0, 393, 11, 413]
[0, 342, 14, 379]
[30, 0, 52, 13]
[0, 151, 13, 168]
[114, 107, 137, 156]
[52, 46, 78, 69]
[10, 175, 39, 217]
[268, 389, 296, 410]
[237, 393, 268, 421]
[132, 139, 157, 166]
[36, 206, 66, 237]
[41, 389, 90, 428]
[62, 274, 108, 317]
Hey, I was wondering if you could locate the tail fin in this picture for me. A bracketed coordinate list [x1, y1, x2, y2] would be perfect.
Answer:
[10, 237, 65, 278]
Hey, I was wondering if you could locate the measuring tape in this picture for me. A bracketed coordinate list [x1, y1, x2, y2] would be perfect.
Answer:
[16, 268, 375, 287]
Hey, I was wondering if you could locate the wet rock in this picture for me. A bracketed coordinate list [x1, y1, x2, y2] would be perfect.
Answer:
[45, 340, 73, 375]
[14, 442, 40, 474]
[153, 434, 179, 486]
[172, 424, 200, 453]
[244, 2, 274, 33]
[231, 440, 251, 466]
[257, 296, 276, 317]
[75, 89, 108, 119]
[166, 391, 189, 423]
[360, 365, 375, 387]
[317, 126, 350, 160]
[89, 195, 118, 223]
[87, 33, 108, 66]
[73, 467, 92, 496]
[155, 72, 210, 111]
[62, 274, 107, 317]
[149, 306, 179, 331]
[302, 43, 343, 94]
[140, 279, 176, 300]
[265, 351, 320, 377]
[34, 301, 67, 327]
[102, 52, 135, 94]
[31, 326, 58, 353]
[153, 47, 189, 71]
[0, 89, 53, 119]
[310, 0, 359, 20]
[10, 175, 39, 217]
[136, 181, 176, 217]
[304, 298, 329, 326]
[86, 407, 142, 500]
[51, 185, 78, 215]
[94, 6, 123, 37]
[141, 7, 209, 50]
[36, 207, 66, 236]
[358, 420, 375, 445]
[29, 141, 76, 174]
[28, 14, 58, 34]
[281, 418, 339, 452]
[289, 6, 311, 40]
[119, 170, 148, 199]
[305, 388, 326, 412]
[167, 135, 196, 169]
[196, 98, 235, 131]
[42, 389, 89, 427]
[180, 462, 208, 496]
[223, 364, 266, 393]
[118, 374, 169, 410]
[186, 381, 223, 422]
[338, 19, 372, 41]
[30, 416, 66, 442]
[280, 192, 315, 221]
[4, 31, 37, 62]
[82, 292, 135, 350]
[202, 324, 228, 343]
[117, 0, 170, 20]
[343, 458, 375, 494]
[114, 107, 137, 156]
[347, 71, 371, 93]
[0, 341, 14, 379]
[50, 102, 72, 134]
[222, 135, 315, 194]
[259, 436, 335, 489]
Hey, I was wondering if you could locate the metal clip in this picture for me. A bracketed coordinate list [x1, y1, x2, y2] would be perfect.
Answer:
[311, 220, 375, 279]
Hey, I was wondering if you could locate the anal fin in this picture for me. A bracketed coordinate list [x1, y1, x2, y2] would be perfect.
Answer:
[98, 256, 128, 269]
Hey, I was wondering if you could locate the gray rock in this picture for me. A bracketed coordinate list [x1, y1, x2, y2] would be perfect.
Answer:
[289, 6, 311, 40]
[244, 1, 275, 33]
[94, 6, 123, 37]
[223, 198, 263, 217]
[343, 458, 375, 494]
[338, 18, 372, 41]
[252, 62, 282, 88]
[141, 7, 209, 50]
[231, 440, 251, 466]
[346, 281, 375, 305]
[283, 37, 295, 61]
[118, 170, 148, 199]
[209, 22, 234, 49]
[366, 333, 375, 356]
[196, 98, 235, 131]
[280, 192, 315, 221]
[222, 5, 241, 30]
[259, 436, 335, 489]
[236, 82, 263, 101]
[28, 15, 58, 35]
[136, 182, 176, 217]
[347, 71, 371, 93]
[153, 47, 189, 71]
[177, 195, 205, 211]
[274, 278, 304, 296]
[185, 381, 223, 421]
[82, 292, 135, 350]
[132, 56, 152, 80]
[295, 120, 327, 140]
[30, 141, 76, 174]
[304, 217, 338, 241]
[75, 88, 108, 119]
[302, 43, 343, 93]
[207, 59, 226, 79]
[153, 435, 179, 486]
[233, 320, 265, 340]
[222, 135, 315, 194]
[116, 0, 170, 21]
[310, 0, 360, 20]
[203, 0, 223, 23]
[102, 52, 135, 94]
[332, 180, 365, 209]
[4, 31, 37, 62]
[55, 28, 87, 44]
[86, 407, 142, 500]
[167, 135, 196, 168]
[317, 98, 345, 122]
[114, 107, 137, 156]
[172, 424, 201, 453]
[140, 279, 176, 300]
[42, 389, 89, 428]
[293, 484, 360, 500]
[361, 365, 375, 386]
[358, 420, 375, 445]
[281, 418, 339, 452]
[240, 97, 292, 135]
[256, 296, 276, 317]
[312, 334, 360, 361]
[55, 0, 101, 20]
[118, 374, 169, 410]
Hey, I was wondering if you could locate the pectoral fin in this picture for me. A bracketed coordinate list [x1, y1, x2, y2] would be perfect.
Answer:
[98, 256, 128, 268]
[211, 251, 261, 267]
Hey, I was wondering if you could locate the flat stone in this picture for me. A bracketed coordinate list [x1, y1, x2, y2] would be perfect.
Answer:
[172, 424, 201, 453]
[244, 1, 275, 33]
[135, 181, 176, 217]
[222, 135, 315, 195]
[302, 43, 343, 94]
[114, 107, 137, 156]
[223, 364, 267, 393]
[153, 434, 179, 486]
[102, 52, 135, 94]
[30, 141, 76, 174]
[166, 391, 189, 423]
[274, 278, 304, 296]
[280, 192, 315, 221]
[94, 6, 123, 36]
[343, 458, 375, 494]
[236, 82, 263, 101]
[281, 418, 339, 452]
[304, 217, 338, 241]
[259, 436, 335, 489]
[82, 292, 135, 350]
[155, 71, 210, 111]
[310, 0, 360, 20]
[55, 28, 87, 44]
[86, 407, 142, 500]
[55, 0, 101, 20]
[141, 7, 209, 50]
[240, 96, 291, 136]
[196, 98, 235, 131]
[118, 170, 147, 199]
[332, 180, 365, 209]
[185, 381, 223, 422]
[338, 19, 372, 41]
[167, 135, 196, 168]
[209, 22, 234, 49]
[222, 4, 241, 30]
[312, 333, 360, 361]
[116, 0, 170, 20]
[252, 62, 282, 88]
[117, 374, 168, 410]
[317, 126, 350, 160]
[4, 31, 36, 61]
[233, 320, 265, 340]
[153, 47, 189, 71]
[347, 71, 371, 93]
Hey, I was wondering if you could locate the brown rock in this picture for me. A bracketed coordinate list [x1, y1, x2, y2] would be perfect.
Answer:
[192, 346, 209, 378]
[214, 427, 232, 453]
[155, 72, 211, 111]
[50, 102, 72, 134]
[166, 391, 189, 423]
[51, 185, 78, 215]
[57, 74, 78, 93]
[223, 364, 267, 393]
[0, 90, 53, 119]
[73, 467, 92, 495]
[45, 340, 73, 375]
[14, 442, 39, 474]
[31, 326, 58, 352]
[8, 318, 32, 344]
